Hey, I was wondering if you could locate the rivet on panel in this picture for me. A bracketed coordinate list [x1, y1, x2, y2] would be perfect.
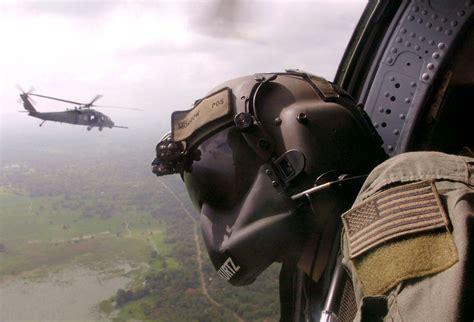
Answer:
[422, 73, 430, 81]
[386, 57, 394, 64]
[446, 29, 453, 36]
[265, 169, 272, 175]
[438, 42, 446, 49]
[426, 22, 433, 28]
[384, 92, 390, 97]
[432, 52, 440, 59]
[465, 1, 471, 8]
[427, 63, 435, 70]
[410, 32, 416, 38]
[373, 122, 379, 128]
[405, 98, 411, 103]
[417, 18, 423, 24]
[401, 27, 407, 34]
[405, 41, 412, 47]
[431, 13, 438, 19]
[440, 17, 448, 23]
[379, 107, 385, 113]
[389, 76, 395, 81]
[429, 40, 435, 45]
[412, 5, 419, 12]
[410, 82, 417, 87]
[388, 145, 394, 152]
[274, 117, 282, 126]
[457, 10, 466, 17]
[296, 113, 308, 124]
[272, 180, 278, 187]
[451, 21, 458, 27]
[419, 36, 426, 41]
[391, 47, 398, 54]
[414, 45, 421, 50]
[393, 129, 400, 135]
[436, 26, 443, 32]
[407, 15, 415, 22]
[421, 10, 428, 15]
[400, 114, 406, 120]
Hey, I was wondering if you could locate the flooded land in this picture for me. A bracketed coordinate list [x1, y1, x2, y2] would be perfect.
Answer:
[1, 266, 130, 322]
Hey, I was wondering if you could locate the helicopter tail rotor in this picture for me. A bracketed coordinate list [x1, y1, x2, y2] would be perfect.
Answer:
[16, 85, 36, 104]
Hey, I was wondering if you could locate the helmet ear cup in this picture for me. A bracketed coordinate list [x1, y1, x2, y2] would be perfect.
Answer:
[252, 76, 386, 194]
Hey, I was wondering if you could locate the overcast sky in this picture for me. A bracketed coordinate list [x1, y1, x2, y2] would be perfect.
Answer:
[0, 0, 367, 144]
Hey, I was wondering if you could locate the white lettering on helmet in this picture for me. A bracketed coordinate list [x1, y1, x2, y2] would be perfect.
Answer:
[217, 257, 240, 280]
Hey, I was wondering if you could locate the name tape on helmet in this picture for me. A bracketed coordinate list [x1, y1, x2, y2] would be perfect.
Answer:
[172, 88, 231, 142]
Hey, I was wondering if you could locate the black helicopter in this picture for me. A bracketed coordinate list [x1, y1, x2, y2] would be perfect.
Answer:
[18, 87, 141, 131]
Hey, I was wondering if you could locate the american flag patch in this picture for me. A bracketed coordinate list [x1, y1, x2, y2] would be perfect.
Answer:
[342, 180, 449, 259]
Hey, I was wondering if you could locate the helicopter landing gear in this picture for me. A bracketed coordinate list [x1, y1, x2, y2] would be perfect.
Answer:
[39, 120, 46, 127]
[87, 126, 92, 131]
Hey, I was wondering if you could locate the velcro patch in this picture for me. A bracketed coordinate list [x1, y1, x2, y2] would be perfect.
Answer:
[172, 88, 231, 142]
[342, 180, 450, 259]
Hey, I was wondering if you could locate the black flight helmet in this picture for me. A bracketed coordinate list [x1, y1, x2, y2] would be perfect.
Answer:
[152, 71, 386, 286]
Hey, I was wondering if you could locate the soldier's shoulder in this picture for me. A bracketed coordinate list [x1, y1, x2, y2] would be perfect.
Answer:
[357, 151, 473, 201]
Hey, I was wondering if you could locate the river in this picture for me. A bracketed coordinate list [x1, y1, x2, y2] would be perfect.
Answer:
[0, 265, 131, 322]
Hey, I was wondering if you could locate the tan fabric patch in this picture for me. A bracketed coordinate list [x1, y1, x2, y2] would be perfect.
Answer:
[172, 88, 231, 142]
[353, 230, 458, 296]
[342, 180, 450, 258]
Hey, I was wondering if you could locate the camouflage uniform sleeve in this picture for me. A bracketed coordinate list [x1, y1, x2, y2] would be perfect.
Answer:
[341, 151, 474, 322]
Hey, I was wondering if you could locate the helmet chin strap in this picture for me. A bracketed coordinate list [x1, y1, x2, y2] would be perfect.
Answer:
[290, 174, 368, 201]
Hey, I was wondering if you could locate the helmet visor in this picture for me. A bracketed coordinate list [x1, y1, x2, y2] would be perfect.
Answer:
[183, 126, 264, 211]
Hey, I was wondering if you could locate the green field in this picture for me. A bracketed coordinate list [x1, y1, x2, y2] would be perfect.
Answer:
[0, 190, 167, 279]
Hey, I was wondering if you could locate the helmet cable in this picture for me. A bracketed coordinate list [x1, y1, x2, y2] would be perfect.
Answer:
[290, 174, 368, 201]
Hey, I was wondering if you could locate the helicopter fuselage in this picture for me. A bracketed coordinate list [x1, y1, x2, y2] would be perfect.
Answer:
[29, 109, 115, 129]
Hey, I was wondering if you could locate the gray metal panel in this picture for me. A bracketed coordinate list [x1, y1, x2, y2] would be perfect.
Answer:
[362, 0, 473, 155]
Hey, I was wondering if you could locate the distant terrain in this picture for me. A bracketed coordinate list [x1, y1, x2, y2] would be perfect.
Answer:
[0, 128, 279, 321]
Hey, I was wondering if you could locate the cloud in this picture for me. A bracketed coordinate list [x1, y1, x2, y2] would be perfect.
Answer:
[1, 0, 368, 129]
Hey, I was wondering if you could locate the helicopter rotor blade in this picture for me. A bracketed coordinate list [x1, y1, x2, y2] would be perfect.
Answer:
[15, 85, 25, 93]
[28, 93, 84, 105]
[94, 105, 144, 111]
[85, 94, 103, 108]
[16, 85, 35, 94]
